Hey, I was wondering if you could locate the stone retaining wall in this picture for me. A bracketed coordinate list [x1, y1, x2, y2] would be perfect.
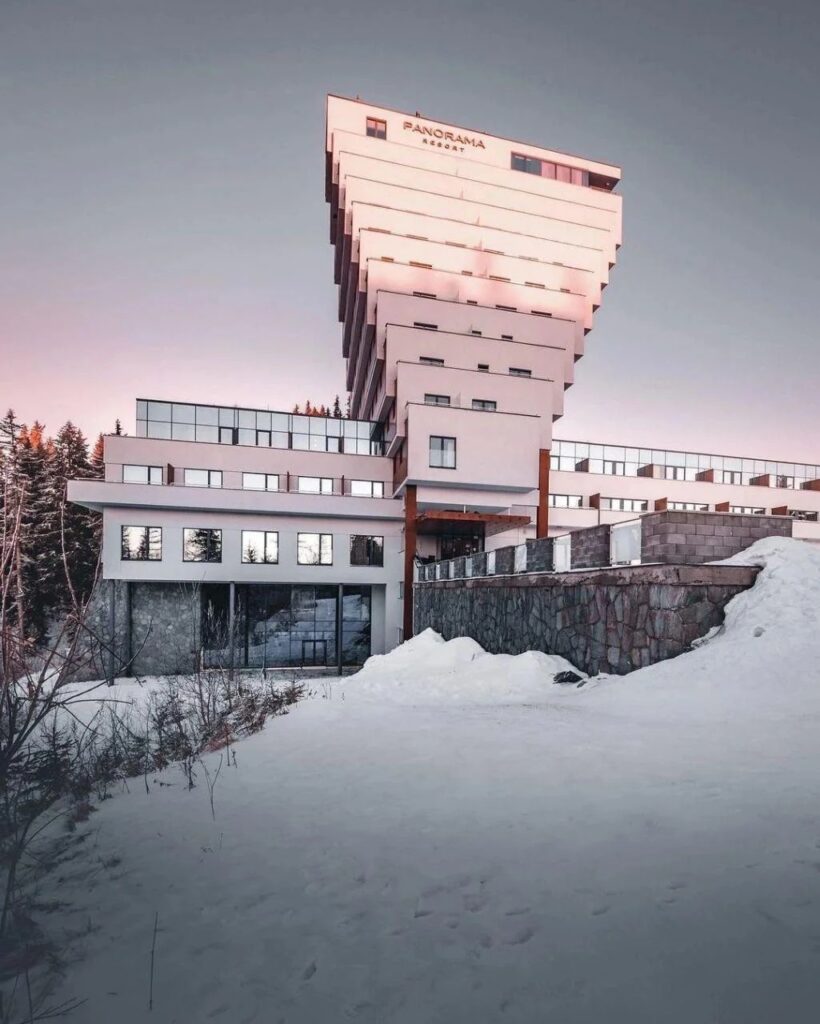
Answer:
[641, 511, 792, 564]
[414, 564, 759, 675]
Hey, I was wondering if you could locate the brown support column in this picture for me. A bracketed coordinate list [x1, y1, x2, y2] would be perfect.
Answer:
[536, 449, 551, 538]
[402, 485, 418, 642]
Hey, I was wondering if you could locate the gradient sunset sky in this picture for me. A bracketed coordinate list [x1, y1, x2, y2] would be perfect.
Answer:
[3, 0, 819, 461]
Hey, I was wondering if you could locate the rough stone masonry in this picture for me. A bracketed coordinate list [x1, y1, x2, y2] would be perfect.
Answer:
[414, 563, 759, 676]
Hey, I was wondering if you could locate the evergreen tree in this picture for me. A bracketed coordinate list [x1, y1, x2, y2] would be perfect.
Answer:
[304, 400, 313, 416]
[90, 433, 105, 478]
[43, 422, 99, 615]
[332, 395, 343, 419]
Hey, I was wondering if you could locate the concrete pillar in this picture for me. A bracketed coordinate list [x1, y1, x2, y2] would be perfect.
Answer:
[536, 449, 551, 538]
[402, 485, 417, 642]
[336, 583, 344, 675]
[228, 582, 236, 676]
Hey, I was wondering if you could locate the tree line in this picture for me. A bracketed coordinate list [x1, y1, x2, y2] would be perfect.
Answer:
[0, 410, 105, 643]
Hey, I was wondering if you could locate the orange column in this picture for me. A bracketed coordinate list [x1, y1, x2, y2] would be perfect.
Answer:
[536, 449, 551, 538]
[402, 485, 418, 641]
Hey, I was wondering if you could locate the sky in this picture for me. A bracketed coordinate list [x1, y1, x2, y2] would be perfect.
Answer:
[2, 0, 819, 462]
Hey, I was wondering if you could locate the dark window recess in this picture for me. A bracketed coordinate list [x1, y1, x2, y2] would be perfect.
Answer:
[350, 535, 384, 567]
[472, 399, 497, 412]
[509, 367, 532, 377]
[366, 117, 387, 139]
[419, 356, 444, 366]
[477, 363, 489, 372]
[413, 322, 438, 330]
[413, 291, 436, 299]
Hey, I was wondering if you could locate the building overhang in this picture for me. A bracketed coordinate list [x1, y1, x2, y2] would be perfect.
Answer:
[415, 509, 531, 537]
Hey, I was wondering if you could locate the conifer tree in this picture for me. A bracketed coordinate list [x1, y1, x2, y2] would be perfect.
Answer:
[332, 395, 343, 419]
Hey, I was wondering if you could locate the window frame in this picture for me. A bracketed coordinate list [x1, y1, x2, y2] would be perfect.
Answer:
[241, 529, 279, 564]
[350, 534, 384, 567]
[123, 464, 163, 485]
[182, 527, 223, 563]
[366, 116, 387, 139]
[297, 532, 334, 566]
[184, 468, 222, 488]
[429, 435, 457, 470]
[471, 399, 497, 412]
[424, 394, 451, 407]
[242, 472, 279, 491]
[120, 525, 162, 561]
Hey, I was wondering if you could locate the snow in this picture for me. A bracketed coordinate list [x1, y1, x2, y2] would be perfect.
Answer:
[29, 538, 820, 1022]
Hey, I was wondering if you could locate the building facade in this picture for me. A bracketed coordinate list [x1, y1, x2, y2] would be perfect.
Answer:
[68, 96, 820, 671]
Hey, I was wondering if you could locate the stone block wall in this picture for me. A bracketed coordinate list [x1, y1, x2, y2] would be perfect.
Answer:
[569, 523, 611, 569]
[526, 536, 554, 572]
[414, 563, 759, 676]
[641, 511, 792, 564]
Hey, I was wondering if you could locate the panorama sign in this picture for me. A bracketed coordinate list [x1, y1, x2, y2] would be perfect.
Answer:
[402, 120, 487, 153]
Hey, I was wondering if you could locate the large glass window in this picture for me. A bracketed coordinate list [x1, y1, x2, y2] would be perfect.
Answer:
[349, 480, 385, 498]
[600, 498, 648, 512]
[183, 528, 222, 562]
[121, 526, 162, 561]
[366, 117, 387, 139]
[429, 436, 456, 469]
[350, 535, 384, 567]
[297, 533, 333, 565]
[549, 494, 582, 508]
[184, 469, 222, 488]
[242, 473, 279, 491]
[123, 464, 162, 485]
[241, 530, 279, 564]
[298, 476, 333, 495]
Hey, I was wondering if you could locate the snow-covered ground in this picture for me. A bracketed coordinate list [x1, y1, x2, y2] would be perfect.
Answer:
[33, 538, 820, 1022]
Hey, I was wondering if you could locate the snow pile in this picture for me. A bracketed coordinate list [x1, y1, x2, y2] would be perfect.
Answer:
[715, 535, 820, 639]
[344, 627, 583, 705]
[24, 538, 820, 1024]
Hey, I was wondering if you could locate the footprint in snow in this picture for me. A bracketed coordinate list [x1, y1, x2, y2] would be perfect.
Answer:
[302, 961, 317, 981]
[413, 908, 434, 919]
[591, 904, 611, 916]
[504, 906, 531, 917]
[507, 925, 536, 945]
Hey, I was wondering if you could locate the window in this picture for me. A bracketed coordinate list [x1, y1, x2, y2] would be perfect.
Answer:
[424, 394, 450, 406]
[669, 502, 709, 511]
[298, 476, 333, 494]
[601, 498, 648, 512]
[413, 322, 438, 330]
[297, 533, 333, 565]
[419, 356, 444, 366]
[730, 506, 765, 515]
[123, 464, 162, 485]
[509, 367, 531, 377]
[121, 526, 162, 561]
[242, 473, 279, 491]
[790, 510, 819, 522]
[477, 363, 489, 372]
[429, 435, 456, 469]
[501, 334, 513, 340]
[664, 466, 686, 481]
[366, 117, 386, 139]
[241, 530, 278, 564]
[183, 528, 222, 562]
[601, 460, 626, 476]
[549, 494, 582, 508]
[413, 291, 436, 299]
[471, 329, 482, 336]
[184, 469, 222, 488]
[510, 152, 589, 186]
[350, 535, 384, 567]
[219, 427, 234, 444]
[722, 470, 743, 485]
[349, 480, 385, 498]
[496, 304, 517, 312]
[472, 399, 496, 411]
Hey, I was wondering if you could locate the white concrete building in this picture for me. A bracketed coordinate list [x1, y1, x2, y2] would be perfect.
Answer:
[68, 96, 820, 671]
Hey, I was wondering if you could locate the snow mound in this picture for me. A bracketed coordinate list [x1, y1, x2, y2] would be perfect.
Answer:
[713, 536, 820, 641]
[344, 628, 583, 705]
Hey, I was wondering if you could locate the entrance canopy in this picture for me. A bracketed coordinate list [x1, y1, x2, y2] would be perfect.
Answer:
[415, 509, 532, 538]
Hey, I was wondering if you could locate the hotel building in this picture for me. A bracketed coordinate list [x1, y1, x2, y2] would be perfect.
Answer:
[68, 96, 820, 672]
